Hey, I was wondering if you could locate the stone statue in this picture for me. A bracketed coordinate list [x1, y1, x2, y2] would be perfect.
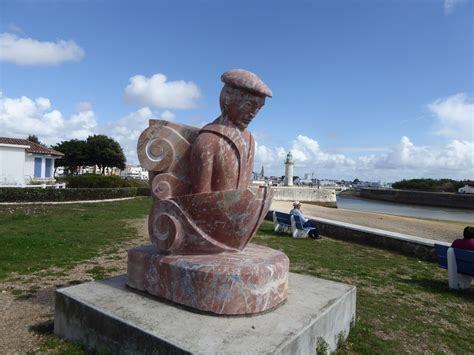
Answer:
[136, 69, 274, 255]
[191, 70, 271, 193]
[128, 69, 289, 315]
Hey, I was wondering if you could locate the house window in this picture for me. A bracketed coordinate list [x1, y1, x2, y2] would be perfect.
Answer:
[45, 159, 52, 178]
[34, 158, 42, 178]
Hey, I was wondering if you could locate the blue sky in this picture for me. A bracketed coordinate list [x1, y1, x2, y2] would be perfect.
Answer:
[1, 0, 473, 182]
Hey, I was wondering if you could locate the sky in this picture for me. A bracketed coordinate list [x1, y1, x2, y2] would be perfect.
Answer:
[1, 0, 473, 182]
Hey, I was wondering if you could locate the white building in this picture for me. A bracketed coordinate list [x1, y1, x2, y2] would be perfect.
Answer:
[120, 164, 149, 180]
[0, 137, 64, 186]
[458, 185, 474, 194]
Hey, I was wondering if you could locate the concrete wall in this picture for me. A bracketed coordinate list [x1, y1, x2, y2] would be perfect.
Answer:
[266, 211, 447, 261]
[271, 186, 336, 203]
[360, 188, 474, 210]
[0, 145, 26, 186]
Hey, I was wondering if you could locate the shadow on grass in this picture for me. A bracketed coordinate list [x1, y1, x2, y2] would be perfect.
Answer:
[397, 277, 474, 301]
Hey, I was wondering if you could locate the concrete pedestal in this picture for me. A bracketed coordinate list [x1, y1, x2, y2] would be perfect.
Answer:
[54, 273, 356, 354]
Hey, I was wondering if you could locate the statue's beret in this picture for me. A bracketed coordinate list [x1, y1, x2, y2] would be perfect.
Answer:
[221, 69, 273, 98]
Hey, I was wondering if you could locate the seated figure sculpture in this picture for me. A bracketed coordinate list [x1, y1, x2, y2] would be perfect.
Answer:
[128, 69, 289, 315]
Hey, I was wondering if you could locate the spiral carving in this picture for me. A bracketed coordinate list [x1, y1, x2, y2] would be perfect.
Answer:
[149, 213, 183, 252]
[143, 138, 174, 172]
[152, 179, 172, 200]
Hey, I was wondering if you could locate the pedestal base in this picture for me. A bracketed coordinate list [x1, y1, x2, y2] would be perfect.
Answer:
[127, 243, 289, 315]
[54, 274, 356, 354]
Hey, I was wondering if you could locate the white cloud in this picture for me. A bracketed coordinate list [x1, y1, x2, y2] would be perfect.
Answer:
[253, 131, 273, 141]
[100, 107, 155, 162]
[254, 135, 355, 177]
[0, 93, 180, 163]
[160, 110, 176, 121]
[428, 93, 473, 140]
[77, 101, 93, 112]
[291, 135, 355, 168]
[368, 136, 473, 177]
[253, 133, 473, 181]
[0, 93, 97, 144]
[255, 144, 283, 166]
[444, 0, 467, 15]
[3, 91, 471, 180]
[124, 73, 201, 109]
[99, 107, 177, 162]
[0, 33, 84, 66]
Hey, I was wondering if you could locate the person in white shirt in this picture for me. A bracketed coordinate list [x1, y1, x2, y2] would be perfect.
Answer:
[289, 201, 320, 239]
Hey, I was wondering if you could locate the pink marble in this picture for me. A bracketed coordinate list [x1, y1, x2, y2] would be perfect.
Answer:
[129, 69, 289, 315]
[136, 69, 274, 255]
[127, 243, 289, 315]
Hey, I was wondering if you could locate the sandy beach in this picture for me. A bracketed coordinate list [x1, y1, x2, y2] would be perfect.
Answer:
[270, 200, 469, 244]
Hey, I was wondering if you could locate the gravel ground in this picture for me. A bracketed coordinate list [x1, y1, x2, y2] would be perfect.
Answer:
[271, 200, 468, 243]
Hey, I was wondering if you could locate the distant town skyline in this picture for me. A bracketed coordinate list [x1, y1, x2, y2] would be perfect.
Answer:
[1, 0, 472, 182]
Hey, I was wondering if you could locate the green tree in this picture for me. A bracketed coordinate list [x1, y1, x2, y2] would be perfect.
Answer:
[86, 135, 126, 175]
[27, 134, 43, 145]
[52, 139, 88, 175]
[392, 178, 474, 192]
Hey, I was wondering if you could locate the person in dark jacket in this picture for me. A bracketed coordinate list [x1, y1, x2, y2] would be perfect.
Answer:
[451, 226, 474, 251]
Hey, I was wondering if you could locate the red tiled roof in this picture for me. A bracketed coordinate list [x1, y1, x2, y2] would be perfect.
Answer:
[0, 137, 64, 156]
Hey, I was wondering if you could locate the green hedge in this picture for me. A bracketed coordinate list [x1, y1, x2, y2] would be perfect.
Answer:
[136, 187, 152, 196]
[57, 174, 149, 189]
[0, 187, 151, 202]
[392, 178, 474, 192]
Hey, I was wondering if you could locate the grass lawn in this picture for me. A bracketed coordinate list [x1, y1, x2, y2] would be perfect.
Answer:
[1, 199, 472, 353]
[0, 197, 151, 280]
[254, 222, 474, 354]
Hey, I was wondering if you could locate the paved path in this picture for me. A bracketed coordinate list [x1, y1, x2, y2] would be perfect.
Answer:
[271, 200, 468, 243]
[0, 197, 135, 205]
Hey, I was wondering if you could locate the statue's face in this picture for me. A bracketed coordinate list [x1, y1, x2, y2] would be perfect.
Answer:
[226, 92, 266, 130]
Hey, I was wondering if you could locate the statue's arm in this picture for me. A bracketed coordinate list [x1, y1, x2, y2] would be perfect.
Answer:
[191, 133, 216, 193]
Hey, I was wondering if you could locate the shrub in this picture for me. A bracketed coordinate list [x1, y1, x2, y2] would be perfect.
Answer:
[58, 174, 149, 189]
[136, 187, 152, 196]
[0, 187, 150, 202]
[392, 178, 474, 193]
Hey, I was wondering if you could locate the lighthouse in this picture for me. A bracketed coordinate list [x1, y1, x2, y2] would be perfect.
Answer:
[284, 151, 294, 186]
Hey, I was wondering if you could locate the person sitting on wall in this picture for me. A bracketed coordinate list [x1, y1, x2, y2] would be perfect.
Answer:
[451, 226, 474, 251]
[289, 201, 321, 239]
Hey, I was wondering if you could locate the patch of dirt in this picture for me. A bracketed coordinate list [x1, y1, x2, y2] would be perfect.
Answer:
[0, 218, 149, 354]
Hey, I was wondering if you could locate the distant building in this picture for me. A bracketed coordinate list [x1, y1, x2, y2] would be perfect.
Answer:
[319, 179, 337, 187]
[458, 185, 474, 194]
[63, 165, 123, 177]
[353, 180, 386, 189]
[120, 164, 148, 180]
[0, 137, 64, 186]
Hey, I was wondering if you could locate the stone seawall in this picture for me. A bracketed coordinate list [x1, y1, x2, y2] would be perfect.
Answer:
[265, 211, 446, 261]
[359, 188, 474, 210]
[270, 186, 336, 203]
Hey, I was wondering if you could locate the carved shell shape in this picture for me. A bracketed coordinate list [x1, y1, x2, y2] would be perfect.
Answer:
[144, 138, 174, 172]
[149, 213, 183, 252]
[137, 125, 191, 173]
[151, 173, 191, 200]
